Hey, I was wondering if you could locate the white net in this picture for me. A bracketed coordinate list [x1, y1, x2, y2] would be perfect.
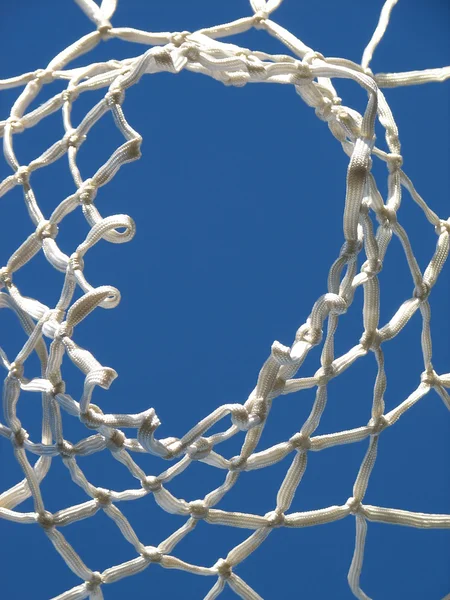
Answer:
[0, 0, 449, 598]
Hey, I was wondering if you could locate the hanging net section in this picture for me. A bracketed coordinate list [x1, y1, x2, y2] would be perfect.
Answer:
[0, 0, 449, 598]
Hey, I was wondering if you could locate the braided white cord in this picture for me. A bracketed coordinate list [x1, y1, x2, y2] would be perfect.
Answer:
[1, 1, 449, 599]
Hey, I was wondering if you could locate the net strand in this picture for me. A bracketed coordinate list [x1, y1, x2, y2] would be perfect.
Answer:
[0, 1, 449, 599]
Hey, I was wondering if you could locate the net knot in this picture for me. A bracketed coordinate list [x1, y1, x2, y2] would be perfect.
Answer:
[162, 438, 183, 459]
[295, 60, 313, 81]
[361, 258, 383, 278]
[180, 43, 200, 62]
[106, 428, 126, 451]
[189, 499, 209, 520]
[346, 497, 364, 516]
[69, 252, 84, 272]
[0, 267, 12, 288]
[359, 329, 381, 352]
[244, 56, 267, 80]
[435, 219, 450, 236]
[57, 439, 74, 457]
[97, 22, 113, 39]
[377, 206, 397, 227]
[186, 437, 213, 460]
[105, 89, 125, 107]
[249, 396, 268, 424]
[215, 558, 233, 579]
[52, 380, 66, 396]
[289, 432, 311, 451]
[265, 510, 285, 528]
[387, 153, 403, 172]
[36, 220, 58, 240]
[11, 427, 28, 447]
[80, 405, 104, 429]
[35, 69, 55, 84]
[314, 364, 335, 386]
[8, 361, 24, 379]
[15, 165, 30, 184]
[421, 369, 438, 387]
[303, 50, 326, 66]
[253, 10, 269, 28]
[315, 97, 334, 121]
[413, 282, 430, 302]
[296, 323, 322, 346]
[65, 130, 86, 149]
[57, 321, 74, 340]
[37, 510, 55, 530]
[340, 238, 363, 259]
[6, 117, 24, 133]
[142, 546, 163, 563]
[229, 455, 247, 472]
[368, 414, 389, 435]
[171, 31, 191, 47]
[95, 488, 112, 506]
[78, 180, 98, 204]
[230, 405, 250, 431]
[141, 475, 162, 492]
[62, 88, 80, 103]
[86, 572, 103, 590]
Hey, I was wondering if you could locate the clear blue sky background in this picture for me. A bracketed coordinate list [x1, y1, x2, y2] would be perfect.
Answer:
[0, 1, 449, 599]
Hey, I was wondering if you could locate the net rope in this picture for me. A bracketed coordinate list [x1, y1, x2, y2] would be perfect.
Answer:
[1, 0, 449, 598]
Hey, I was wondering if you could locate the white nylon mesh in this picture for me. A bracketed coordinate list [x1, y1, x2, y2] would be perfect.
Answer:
[1, 1, 449, 599]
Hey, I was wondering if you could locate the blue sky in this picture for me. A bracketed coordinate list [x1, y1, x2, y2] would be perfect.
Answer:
[0, 1, 449, 599]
